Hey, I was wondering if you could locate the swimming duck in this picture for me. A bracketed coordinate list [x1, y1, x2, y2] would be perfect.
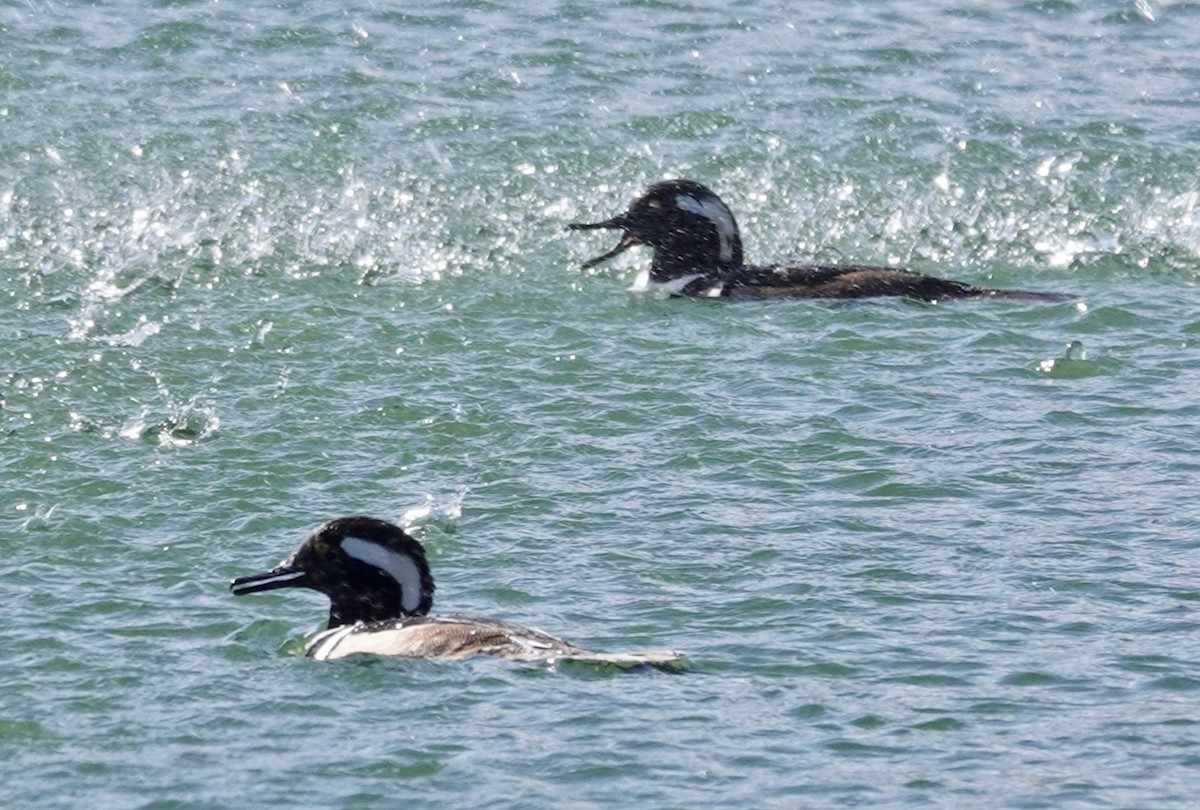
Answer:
[569, 178, 1071, 302]
[230, 515, 684, 667]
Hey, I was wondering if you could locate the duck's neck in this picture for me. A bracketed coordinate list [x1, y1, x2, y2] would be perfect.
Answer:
[327, 591, 407, 628]
[651, 253, 744, 284]
[648, 229, 743, 284]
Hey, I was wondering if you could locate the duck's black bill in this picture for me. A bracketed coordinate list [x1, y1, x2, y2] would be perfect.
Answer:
[230, 566, 310, 596]
[567, 215, 625, 232]
[568, 216, 639, 269]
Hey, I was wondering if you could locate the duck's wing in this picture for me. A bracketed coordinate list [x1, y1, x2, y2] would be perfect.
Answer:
[305, 615, 580, 661]
[727, 263, 968, 299]
[306, 616, 687, 668]
[728, 263, 1072, 302]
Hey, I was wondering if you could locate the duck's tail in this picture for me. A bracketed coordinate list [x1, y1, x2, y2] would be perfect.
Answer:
[968, 286, 1077, 303]
[554, 648, 688, 670]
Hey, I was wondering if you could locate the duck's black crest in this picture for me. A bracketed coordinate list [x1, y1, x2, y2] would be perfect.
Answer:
[230, 515, 435, 629]
[569, 179, 1073, 303]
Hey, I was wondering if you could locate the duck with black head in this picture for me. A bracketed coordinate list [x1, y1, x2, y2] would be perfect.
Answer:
[231, 515, 684, 668]
[569, 179, 1073, 303]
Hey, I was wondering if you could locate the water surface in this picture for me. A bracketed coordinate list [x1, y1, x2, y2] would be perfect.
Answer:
[3, 1, 1200, 807]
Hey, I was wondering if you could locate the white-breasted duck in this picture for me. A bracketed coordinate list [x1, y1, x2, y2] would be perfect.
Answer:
[569, 178, 1072, 302]
[230, 515, 684, 667]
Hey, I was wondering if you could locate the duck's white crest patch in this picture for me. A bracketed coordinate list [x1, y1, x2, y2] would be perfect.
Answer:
[342, 536, 425, 614]
[675, 194, 737, 263]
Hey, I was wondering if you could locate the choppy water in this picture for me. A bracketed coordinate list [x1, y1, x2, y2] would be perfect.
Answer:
[4, 1, 1200, 807]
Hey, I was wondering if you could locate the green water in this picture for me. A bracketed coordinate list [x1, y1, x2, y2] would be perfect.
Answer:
[3, 1, 1200, 807]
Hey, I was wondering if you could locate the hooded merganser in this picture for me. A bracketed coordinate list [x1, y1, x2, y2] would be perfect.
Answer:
[569, 179, 1072, 302]
[230, 515, 684, 667]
